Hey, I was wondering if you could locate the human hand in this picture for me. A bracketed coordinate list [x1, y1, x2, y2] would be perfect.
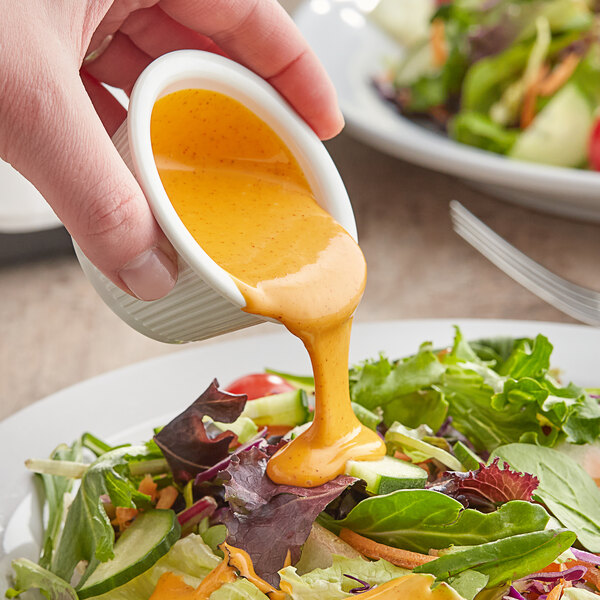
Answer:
[0, 0, 344, 300]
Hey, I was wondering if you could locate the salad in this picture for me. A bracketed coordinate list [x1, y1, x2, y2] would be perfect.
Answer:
[373, 0, 600, 169]
[6, 328, 600, 600]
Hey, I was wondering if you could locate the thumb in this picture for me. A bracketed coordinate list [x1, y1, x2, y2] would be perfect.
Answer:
[1, 57, 178, 301]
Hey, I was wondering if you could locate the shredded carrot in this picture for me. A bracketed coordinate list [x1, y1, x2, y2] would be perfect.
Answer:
[283, 549, 292, 568]
[339, 529, 436, 569]
[430, 19, 448, 67]
[138, 474, 158, 502]
[113, 507, 138, 531]
[520, 64, 549, 129]
[547, 581, 565, 600]
[393, 450, 411, 462]
[156, 486, 179, 510]
[539, 53, 581, 97]
[594, 477, 600, 488]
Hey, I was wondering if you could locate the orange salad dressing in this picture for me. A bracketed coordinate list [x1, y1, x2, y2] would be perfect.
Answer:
[151, 89, 385, 487]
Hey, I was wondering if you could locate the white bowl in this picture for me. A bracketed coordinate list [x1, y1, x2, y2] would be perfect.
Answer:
[75, 50, 357, 344]
[294, 0, 600, 222]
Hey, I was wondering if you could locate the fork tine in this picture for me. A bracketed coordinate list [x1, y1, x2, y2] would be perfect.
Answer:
[450, 201, 600, 326]
[451, 203, 600, 321]
[451, 202, 600, 302]
[453, 213, 600, 310]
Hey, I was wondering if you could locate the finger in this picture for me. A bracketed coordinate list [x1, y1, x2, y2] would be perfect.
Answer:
[86, 0, 160, 60]
[4, 61, 177, 301]
[160, 0, 344, 140]
[121, 5, 225, 58]
[81, 71, 127, 136]
[84, 31, 153, 91]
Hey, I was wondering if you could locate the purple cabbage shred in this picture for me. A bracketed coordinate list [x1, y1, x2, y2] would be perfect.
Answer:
[343, 575, 373, 594]
[571, 547, 600, 565]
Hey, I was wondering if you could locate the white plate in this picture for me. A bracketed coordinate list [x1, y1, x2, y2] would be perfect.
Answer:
[294, 0, 600, 222]
[1, 318, 598, 593]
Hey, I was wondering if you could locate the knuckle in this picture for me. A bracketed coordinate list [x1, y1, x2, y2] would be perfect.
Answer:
[81, 183, 138, 242]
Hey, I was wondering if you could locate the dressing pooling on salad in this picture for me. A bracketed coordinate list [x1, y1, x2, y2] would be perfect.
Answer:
[150, 88, 385, 487]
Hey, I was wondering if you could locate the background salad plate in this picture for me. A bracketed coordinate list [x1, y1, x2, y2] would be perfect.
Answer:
[294, 0, 600, 222]
[1, 318, 599, 594]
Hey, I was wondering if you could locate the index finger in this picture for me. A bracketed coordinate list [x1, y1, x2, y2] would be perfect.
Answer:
[159, 0, 344, 140]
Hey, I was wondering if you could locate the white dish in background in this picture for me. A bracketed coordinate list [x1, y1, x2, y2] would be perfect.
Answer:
[1, 318, 598, 593]
[294, 0, 600, 222]
[0, 160, 61, 233]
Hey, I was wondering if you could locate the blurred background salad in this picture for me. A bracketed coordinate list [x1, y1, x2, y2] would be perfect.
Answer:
[374, 0, 600, 169]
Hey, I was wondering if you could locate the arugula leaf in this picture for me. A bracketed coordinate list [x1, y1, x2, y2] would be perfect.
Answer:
[6, 559, 76, 600]
[331, 490, 550, 554]
[414, 529, 576, 588]
[50, 446, 152, 583]
[491, 443, 600, 552]
[36, 441, 82, 570]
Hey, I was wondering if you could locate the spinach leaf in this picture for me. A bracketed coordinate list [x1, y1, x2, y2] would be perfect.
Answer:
[50, 446, 153, 583]
[414, 529, 576, 588]
[332, 489, 550, 553]
[491, 443, 600, 552]
[37, 441, 82, 570]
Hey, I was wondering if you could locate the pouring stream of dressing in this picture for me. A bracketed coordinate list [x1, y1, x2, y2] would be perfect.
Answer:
[151, 89, 385, 487]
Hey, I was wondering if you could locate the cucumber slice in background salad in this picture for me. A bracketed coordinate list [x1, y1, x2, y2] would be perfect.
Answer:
[509, 83, 594, 167]
[77, 510, 180, 599]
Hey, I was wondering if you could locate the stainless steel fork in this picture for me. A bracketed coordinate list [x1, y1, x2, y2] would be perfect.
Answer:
[449, 200, 600, 326]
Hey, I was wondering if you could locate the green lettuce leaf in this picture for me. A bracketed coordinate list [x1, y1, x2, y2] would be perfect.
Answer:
[351, 327, 597, 453]
[37, 441, 83, 570]
[50, 446, 154, 583]
[6, 559, 76, 600]
[349, 345, 448, 431]
[450, 112, 518, 154]
[490, 443, 600, 552]
[330, 489, 550, 553]
[279, 555, 409, 599]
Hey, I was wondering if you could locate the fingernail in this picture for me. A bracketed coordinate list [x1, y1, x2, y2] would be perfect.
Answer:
[119, 248, 177, 301]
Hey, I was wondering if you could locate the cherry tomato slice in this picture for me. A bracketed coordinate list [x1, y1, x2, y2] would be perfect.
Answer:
[588, 118, 600, 171]
[225, 373, 295, 400]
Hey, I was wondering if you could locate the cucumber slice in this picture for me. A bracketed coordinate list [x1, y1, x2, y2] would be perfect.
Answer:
[509, 83, 593, 167]
[77, 510, 180, 599]
[241, 390, 309, 427]
[346, 455, 428, 495]
[453, 441, 483, 472]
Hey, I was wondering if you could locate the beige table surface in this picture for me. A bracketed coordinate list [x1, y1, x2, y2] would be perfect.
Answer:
[2, 1, 600, 422]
